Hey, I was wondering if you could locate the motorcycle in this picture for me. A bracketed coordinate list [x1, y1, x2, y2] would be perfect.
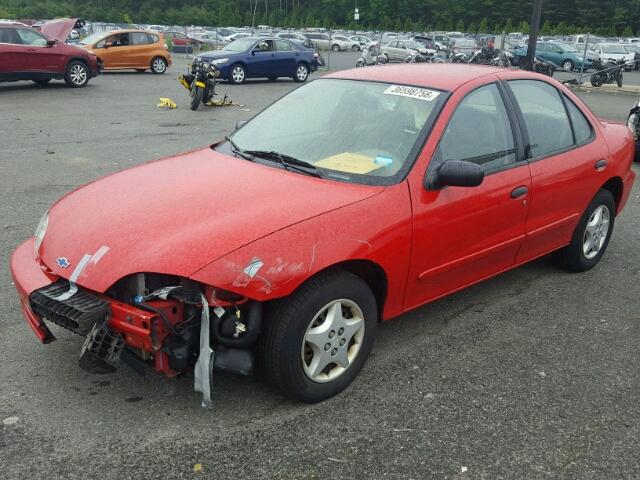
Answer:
[404, 48, 440, 63]
[449, 52, 470, 63]
[490, 50, 515, 68]
[179, 59, 220, 111]
[590, 58, 625, 88]
[627, 100, 640, 162]
[355, 45, 387, 67]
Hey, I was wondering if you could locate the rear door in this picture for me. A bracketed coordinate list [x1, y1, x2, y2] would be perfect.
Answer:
[0, 27, 28, 78]
[405, 81, 531, 309]
[274, 39, 296, 75]
[503, 78, 609, 263]
[130, 31, 154, 68]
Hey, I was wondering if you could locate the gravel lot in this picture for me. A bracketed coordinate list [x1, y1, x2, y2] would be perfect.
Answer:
[1, 54, 639, 479]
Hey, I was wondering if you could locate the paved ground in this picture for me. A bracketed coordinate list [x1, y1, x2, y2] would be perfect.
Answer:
[1, 54, 639, 479]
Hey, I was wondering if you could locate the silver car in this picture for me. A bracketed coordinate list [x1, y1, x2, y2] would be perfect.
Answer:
[380, 39, 425, 62]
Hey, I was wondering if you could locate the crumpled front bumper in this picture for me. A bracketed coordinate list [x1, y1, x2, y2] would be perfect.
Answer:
[10, 238, 58, 343]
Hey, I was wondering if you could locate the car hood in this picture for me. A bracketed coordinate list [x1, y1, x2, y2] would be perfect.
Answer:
[39, 147, 381, 293]
[40, 18, 80, 42]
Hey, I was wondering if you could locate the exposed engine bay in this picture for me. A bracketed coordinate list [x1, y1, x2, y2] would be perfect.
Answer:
[29, 273, 262, 408]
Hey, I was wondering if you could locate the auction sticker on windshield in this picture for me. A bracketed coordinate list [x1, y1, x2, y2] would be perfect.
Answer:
[384, 85, 440, 101]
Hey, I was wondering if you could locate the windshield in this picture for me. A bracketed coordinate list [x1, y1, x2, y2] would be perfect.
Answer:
[225, 79, 444, 184]
[602, 44, 628, 54]
[223, 38, 255, 52]
[78, 31, 107, 45]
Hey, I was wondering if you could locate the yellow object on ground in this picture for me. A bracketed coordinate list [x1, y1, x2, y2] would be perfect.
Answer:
[205, 94, 233, 107]
[157, 98, 177, 109]
[315, 152, 379, 174]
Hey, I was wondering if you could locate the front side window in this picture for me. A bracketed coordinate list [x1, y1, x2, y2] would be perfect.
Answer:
[437, 84, 517, 172]
[508, 80, 573, 158]
[16, 28, 47, 46]
[225, 79, 444, 184]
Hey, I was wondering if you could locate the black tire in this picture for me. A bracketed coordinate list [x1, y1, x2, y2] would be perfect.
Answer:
[229, 63, 246, 84]
[590, 73, 605, 87]
[64, 60, 89, 88]
[355, 60, 365, 68]
[260, 271, 378, 403]
[293, 62, 309, 83]
[562, 59, 574, 72]
[150, 56, 167, 74]
[352, 44, 360, 52]
[558, 189, 615, 272]
[32, 78, 51, 85]
[331, 44, 340, 52]
[190, 85, 204, 111]
[617, 71, 623, 88]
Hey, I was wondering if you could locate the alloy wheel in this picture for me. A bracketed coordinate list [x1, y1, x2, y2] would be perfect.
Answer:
[232, 66, 245, 83]
[301, 299, 365, 383]
[582, 205, 610, 260]
[70, 65, 87, 85]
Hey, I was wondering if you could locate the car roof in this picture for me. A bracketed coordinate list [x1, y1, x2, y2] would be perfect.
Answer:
[326, 63, 510, 91]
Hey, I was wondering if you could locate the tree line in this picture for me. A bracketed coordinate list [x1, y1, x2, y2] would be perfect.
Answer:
[1, 0, 639, 36]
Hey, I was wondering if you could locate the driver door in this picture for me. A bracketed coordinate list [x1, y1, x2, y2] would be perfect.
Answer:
[248, 40, 276, 77]
[16, 27, 65, 74]
[404, 82, 532, 309]
[98, 33, 131, 68]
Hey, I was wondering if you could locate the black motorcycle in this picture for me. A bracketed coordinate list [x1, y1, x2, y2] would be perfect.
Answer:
[179, 59, 220, 111]
[590, 58, 625, 88]
[627, 100, 640, 162]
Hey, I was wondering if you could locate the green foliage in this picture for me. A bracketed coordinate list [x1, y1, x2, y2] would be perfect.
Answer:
[1, 0, 638, 35]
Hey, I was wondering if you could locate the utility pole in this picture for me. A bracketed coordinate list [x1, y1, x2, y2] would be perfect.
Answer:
[524, 0, 543, 71]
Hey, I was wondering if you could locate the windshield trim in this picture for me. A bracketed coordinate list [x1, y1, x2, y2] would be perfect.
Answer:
[215, 78, 451, 187]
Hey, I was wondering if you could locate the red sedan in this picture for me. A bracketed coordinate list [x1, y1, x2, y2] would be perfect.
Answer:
[10, 65, 636, 405]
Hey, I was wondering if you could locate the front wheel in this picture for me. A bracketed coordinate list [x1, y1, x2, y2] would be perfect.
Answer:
[352, 44, 360, 52]
[617, 71, 623, 88]
[562, 59, 574, 71]
[558, 189, 615, 272]
[355, 60, 365, 68]
[259, 271, 378, 403]
[293, 63, 309, 83]
[229, 64, 246, 84]
[331, 44, 340, 52]
[190, 85, 204, 111]
[64, 61, 89, 88]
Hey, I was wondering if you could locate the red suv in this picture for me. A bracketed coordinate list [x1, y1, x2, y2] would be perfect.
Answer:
[0, 19, 99, 88]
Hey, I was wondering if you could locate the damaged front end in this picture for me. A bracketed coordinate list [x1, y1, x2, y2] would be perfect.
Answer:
[27, 272, 262, 408]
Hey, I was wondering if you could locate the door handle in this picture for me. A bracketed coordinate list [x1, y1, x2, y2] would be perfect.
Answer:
[511, 186, 528, 199]
[595, 159, 607, 170]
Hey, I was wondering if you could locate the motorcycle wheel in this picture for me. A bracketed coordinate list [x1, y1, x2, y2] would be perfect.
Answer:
[356, 60, 365, 68]
[590, 73, 605, 88]
[190, 85, 204, 111]
[617, 71, 623, 88]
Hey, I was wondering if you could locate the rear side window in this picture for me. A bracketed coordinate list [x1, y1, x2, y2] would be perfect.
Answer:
[438, 83, 517, 172]
[131, 32, 152, 45]
[563, 95, 593, 144]
[275, 40, 292, 51]
[508, 80, 573, 158]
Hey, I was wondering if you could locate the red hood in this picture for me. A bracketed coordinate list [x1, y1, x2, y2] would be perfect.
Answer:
[39, 148, 381, 292]
[40, 18, 80, 42]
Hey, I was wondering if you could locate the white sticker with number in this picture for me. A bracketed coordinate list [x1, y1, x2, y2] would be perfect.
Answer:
[383, 85, 440, 101]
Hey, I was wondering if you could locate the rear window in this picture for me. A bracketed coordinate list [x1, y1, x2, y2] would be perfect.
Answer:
[563, 95, 593, 144]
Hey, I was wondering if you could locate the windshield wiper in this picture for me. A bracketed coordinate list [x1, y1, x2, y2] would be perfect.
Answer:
[243, 150, 323, 178]
[224, 136, 255, 162]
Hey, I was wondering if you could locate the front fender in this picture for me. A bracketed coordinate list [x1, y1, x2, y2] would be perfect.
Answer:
[190, 183, 413, 320]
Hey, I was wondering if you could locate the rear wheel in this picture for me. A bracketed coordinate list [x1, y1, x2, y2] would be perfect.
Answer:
[558, 189, 615, 272]
[331, 44, 340, 52]
[150, 57, 167, 74]
[260, 271, 378, 403]
[293, 63, 309, 83]
[617, 71, 623, 87]
[352, 44, 360, 52]
[64, 61, 89, 88]
[590, 72, 605, 87]
[229, 64, 246, 84]
[32, 78, 51, 85]
[356, 60, 365, 68]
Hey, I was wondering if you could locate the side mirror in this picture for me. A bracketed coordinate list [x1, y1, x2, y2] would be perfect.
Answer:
[46, 39, 57, 47]
[432, 160, 484, 189]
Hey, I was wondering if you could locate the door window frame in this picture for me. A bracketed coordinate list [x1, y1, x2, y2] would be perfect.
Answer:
[425, 80, 527, 189]
[501, 78, 596, 163]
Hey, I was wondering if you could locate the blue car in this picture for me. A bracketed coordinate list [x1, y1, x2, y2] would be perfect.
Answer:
[514, 42, 592, 71]
[197, 37, 322, 84]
